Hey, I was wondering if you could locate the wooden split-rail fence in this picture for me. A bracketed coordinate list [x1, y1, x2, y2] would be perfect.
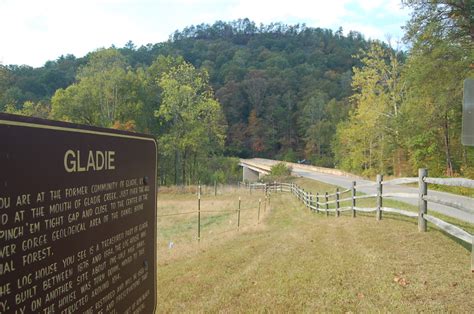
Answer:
[243, 169, 474, 271]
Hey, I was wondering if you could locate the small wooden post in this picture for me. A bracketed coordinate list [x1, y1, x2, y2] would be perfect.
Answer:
[264, 195, 267, 212]
[471, 236, 473, 273]
[335, 188, 340, 217]
[471, 236, 473, 272]
[198, 190, 201, 242]
[376, 174, 383, 221]
[250, 183, 252, 195]
[214, 180, 217, 196]
[309, 192, 313, 211]
[325, 192, 329, 217]
[351, 181, 356, 218]
[418, 168, 428, 232]
[238, 197, 241, 230]
[316, 193, 320, 213]
[199, 184, 202, 197]
[258, 198, 261, 223]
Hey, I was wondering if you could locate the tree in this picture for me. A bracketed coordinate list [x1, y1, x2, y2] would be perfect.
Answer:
[402, 0, 473, 48]
[401, 25, 471, 176]
[401, 1, 473, 176]
[51, 48, 143, 129]
[5, 101, 50, 118]
[155, 60, 226, 184]
[334, 43, 403, 176]
[246, 109, 266, 155]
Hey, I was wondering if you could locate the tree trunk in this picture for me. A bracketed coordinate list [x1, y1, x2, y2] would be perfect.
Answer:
[174, 150, 178, 185]
[443, 113, 454, 176]
[193, 152, 197, 184]
[182, 149, 187, 186]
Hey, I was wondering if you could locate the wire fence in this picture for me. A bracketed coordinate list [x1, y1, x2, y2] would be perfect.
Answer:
[157, 184, 271, 245]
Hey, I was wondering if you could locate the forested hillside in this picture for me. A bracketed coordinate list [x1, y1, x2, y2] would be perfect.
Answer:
[1, 1, 473, 182]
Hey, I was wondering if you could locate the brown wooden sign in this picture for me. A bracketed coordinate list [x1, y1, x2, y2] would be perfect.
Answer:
[0, 113, 157, 314]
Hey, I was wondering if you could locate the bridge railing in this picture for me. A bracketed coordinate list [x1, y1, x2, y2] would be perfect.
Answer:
[241, 168, 474, 271]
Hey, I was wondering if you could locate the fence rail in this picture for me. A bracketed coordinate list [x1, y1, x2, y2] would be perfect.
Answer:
[242, 168, 473, 271]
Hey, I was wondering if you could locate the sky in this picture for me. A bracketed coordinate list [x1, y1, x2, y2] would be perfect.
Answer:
[0, 0, 412, 68]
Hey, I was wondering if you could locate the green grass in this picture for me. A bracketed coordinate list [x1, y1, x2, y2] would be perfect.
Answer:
[292, 177, 474, 236]
[157, 183, 473, 312]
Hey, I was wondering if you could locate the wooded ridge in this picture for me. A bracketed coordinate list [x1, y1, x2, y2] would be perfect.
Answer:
[1, 1, 473, 183]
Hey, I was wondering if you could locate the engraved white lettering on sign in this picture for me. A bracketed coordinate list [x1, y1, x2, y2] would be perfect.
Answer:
[0, 177, 152, 313]
[64, 150, 115, 173]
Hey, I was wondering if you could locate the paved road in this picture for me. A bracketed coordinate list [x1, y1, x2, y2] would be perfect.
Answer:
[245, 158, 473, 223]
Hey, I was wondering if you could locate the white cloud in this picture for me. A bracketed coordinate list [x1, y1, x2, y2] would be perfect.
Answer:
[0, 0, 411, 67]
[228, 0, 350, 26]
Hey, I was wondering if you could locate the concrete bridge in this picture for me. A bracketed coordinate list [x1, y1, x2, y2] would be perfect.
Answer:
[238, 159, 271, 182]
[239, 158, 357, 182]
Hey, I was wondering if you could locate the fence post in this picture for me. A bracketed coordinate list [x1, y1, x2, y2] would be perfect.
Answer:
[258, 198, 261, 223]
[325, 192, 329, 217]
[335, 188, 340, 217]
[351, 181, 356, 218]
[264, 195, 267, 212]
[418, 168, 428, 232]
[316, 192, 319, 213]
[198, 189, 201, 242]
[309, 192, 313, 211]
[214, 180, 217, 196]
[376, 174, 383, 221]
[238, 197, 241, 230]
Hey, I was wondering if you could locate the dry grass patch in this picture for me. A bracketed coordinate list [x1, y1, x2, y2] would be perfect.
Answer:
[157, 183, 473, 312]
[157, 186, 269, 263]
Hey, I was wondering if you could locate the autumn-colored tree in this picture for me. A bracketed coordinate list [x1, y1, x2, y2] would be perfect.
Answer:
[246, 109, 266, 155]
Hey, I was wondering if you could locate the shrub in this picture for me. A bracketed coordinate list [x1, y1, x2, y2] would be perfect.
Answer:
[270, 162, 292, 176]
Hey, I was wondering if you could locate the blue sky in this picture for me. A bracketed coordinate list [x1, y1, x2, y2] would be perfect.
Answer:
[0, 0, 411, 67]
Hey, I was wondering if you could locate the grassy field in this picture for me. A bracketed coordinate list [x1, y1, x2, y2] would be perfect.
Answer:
[156, 181, 473, 312]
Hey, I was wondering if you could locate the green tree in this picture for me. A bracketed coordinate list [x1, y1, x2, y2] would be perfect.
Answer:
[51, 48, 143, 129]
[155, 60, 226, 184]
[401, 1, 473, 177]
[401, 35, 472, 176]
[5, 101, 50, 118]
[334, 43, 403, 176]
